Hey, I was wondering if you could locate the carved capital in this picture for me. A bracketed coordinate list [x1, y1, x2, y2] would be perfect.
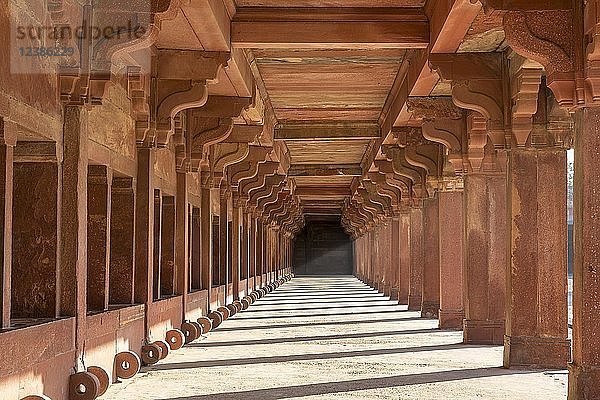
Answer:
[429, 53, 508, 147]
[59, 69, 111, 106]
[510, 57, 544, 146]
[140, 51, 230, 148]
[406, 97, 464, 121]
[503, 10, 580, 108]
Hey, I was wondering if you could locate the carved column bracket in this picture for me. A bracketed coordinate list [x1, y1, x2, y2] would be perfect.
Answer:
[429, 53, 509, 147]
[503, 10, 580, 108]
[407, 97, 469, 175]
[188, 96, 254, 165]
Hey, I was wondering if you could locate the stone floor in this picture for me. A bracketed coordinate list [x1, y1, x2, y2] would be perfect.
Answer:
[101, 276, 568, 400]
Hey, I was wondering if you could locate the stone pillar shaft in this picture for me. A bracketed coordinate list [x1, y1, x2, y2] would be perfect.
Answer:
[87, 165, 111, 312]
[231, 194, 241, 300]
[422, 196, 440, 319]
[568, 108, 600, 399]
[504, 147, 570, 368]
[200, 175, 212, 307]
[438, 190, 465, 330]
[390, 217, 400, 300]
[160, 196, 176, 297]
[0, 138, 13, 329]
[408, 207, 424, 311]
[134, 148, 154, 309]
[398, 211, 411, 305]
[463, 172, 507, 345]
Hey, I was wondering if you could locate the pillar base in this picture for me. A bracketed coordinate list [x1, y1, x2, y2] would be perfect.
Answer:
[421, 301, 440, 319]
[382, 284, 391, 297]
[463, 319, 504, 345]
[390, 287, 399, 301]
[568, 364, 600, 400]
[398, 290, 409, 306]
[503, 335, 570, 369]
[439, 309, 464, 330]
[408, 295, 421, 311]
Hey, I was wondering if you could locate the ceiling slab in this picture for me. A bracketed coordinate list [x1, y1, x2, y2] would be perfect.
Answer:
[286, 140, 371, 164]
[288, 164, 363, 177]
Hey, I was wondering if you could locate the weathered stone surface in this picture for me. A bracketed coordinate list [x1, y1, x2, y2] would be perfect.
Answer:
[12, 162, 58, 318]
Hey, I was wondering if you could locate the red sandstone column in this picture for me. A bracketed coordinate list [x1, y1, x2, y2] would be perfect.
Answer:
[255, 216, 263, 287]
[190, 207, 202, 291]
[408, 205, 424, 311]
[375, 224, 384, 292]
[371, 229, 379, 289]
[383, 221, 393, 297]
[568, 108, 600, 398]
[160, 196, 176, 296]
[231, 192, 241, 300]
[175, 172, 189, 312]
[135, 147, 154, 318]
[240, 206, 249, 293]
[87, 165, 111, 312]
[0, 126, 13, 328]
[438, 190, 465, 329]
[219, 185, 228, 301]
[109, 177, 135, 305]
[463, 171, 507, 345]
[249, 212, 257, 288]
[200, 172, 213, 309]
[390, 216, 400, 300]
[60, 106, 89, 360]
[398, 210, 411, 305]
[422, 196, 440, 319]
[152, 191, 162, 300]
[504, 147, 570, 368]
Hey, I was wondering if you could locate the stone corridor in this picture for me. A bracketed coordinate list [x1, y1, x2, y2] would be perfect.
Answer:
[101, 277, 567, 400]
[4, 0, 600, 399]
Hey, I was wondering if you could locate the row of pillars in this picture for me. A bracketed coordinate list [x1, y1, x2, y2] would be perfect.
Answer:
[356, 112, 600, 397]
[354, 142, 597, 384]
[0, 109, 293, 349]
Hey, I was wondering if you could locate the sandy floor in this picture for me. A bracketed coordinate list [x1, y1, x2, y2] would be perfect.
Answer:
[101, 276, 568, 400]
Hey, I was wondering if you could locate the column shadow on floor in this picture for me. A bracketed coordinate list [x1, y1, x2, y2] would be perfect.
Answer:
[157, 367, 528, 400]
[215, 315, 427, 332]
[148, 342, 490, 371]
[240, 304, 405, 312]
[231, 309, 421, 321]
[252, 299, 394, 306]
[190, 327, 442, 347]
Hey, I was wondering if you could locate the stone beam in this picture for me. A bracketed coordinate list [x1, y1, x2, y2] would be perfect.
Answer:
[274, 123, 380, 141]
[231, 8, 429, 49]
[287, 164, 363, 177]
[295, 186, 351, 197]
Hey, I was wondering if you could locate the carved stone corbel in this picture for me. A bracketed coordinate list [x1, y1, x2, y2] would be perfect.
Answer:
[211, 142, 250, 185]
[147, 51, 230, 148]
[373, 159, 412, 200]
[188, 95, 254, 166]
[367, 172, 403, 214]
[228, 146, 273, 186]
[250, 175, 286, 208]
[466, 112, 489, 172]
[407, 96, 468, 175]
[239, 161, 280, 199]
[362, 180, 395, 216]
[56, 1, 182, 106]
[510, 56, 544, 146]
[380, 145, 422, 190]
[429, 53, 509, 147]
